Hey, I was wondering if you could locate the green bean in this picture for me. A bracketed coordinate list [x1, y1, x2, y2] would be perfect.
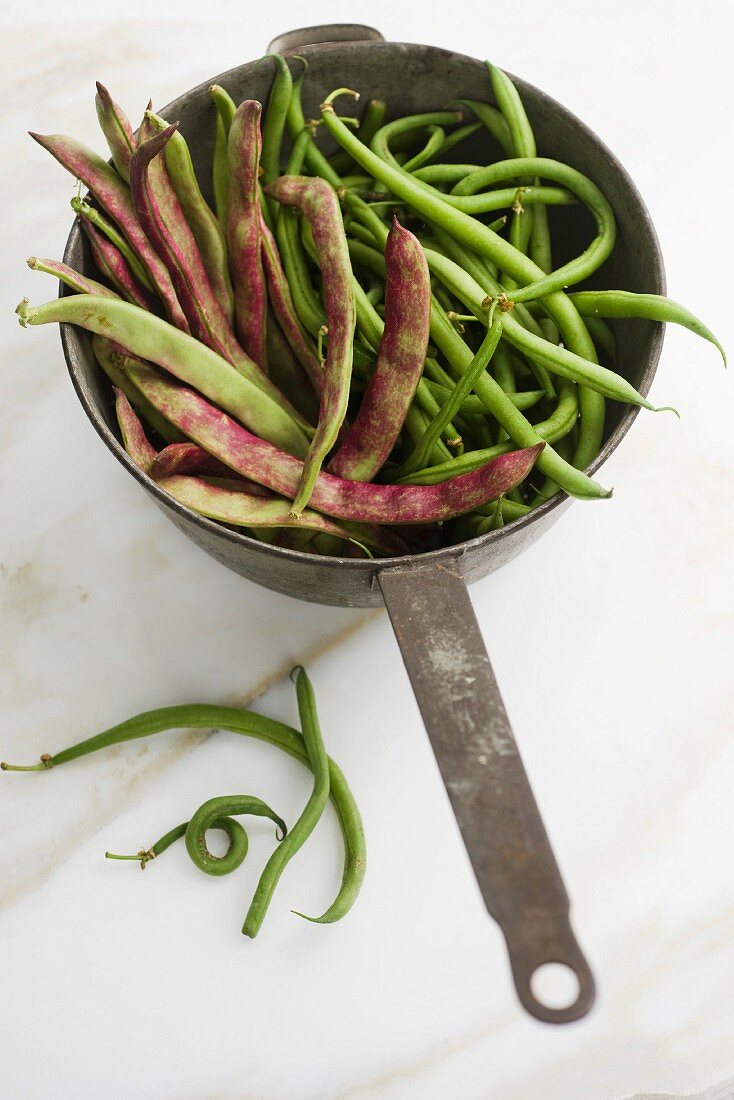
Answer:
[452, 157, 616, 302]
[329, 98, 388, 174]
[398, 378, 578, 484]
[483, 65, 607, 470]
[487, 63, 536, 158]
[582, 316, 616, 362]
[568, 290, 726, 364]
[370, 110, 463, 167]
[492, 342, 516, 445]
[432, 122, 482, 161]
[210, 84, 236, 222]
[71, 196, 154, 292]
[2, 687, 366, 929]
[243, 667, 330, 934]
[105, 796, 284, 873]
[529, 198, 553, 274]
[259, 54, 293, 194]
[321, 90, 611, 473]
[413, 384, 459, 460]
[399, 304, 503, 477]
[487, 66, 537, 287]
[455, 99, 513, 156]
[287, 71, 341, 187]
[414, 163, 483, 185]
[504, 189, 534, 292]
[423, 379, 545, 416]
[527, 430, 576, 508]
[402, 126, 446, 173]
[275, 131, 326, 337]
[421, 244, 648, 406]
[372, 121, 574, 213]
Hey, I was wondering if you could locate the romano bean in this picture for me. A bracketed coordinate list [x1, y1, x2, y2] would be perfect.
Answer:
[18, 294, 312, 458]
[104, 353, 545, 524]
[227, 101, 269, 367]
[266, 175, 356, 513]
[330, 218, 431, 481]
[94, 81, 135, 181]
[32, 132, 187, 327]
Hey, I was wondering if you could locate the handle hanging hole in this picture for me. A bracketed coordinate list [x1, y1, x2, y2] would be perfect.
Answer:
[530, 962, 581, 1011]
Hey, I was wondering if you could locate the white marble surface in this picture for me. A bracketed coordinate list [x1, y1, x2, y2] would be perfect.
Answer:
[1, 3, 733, 1098]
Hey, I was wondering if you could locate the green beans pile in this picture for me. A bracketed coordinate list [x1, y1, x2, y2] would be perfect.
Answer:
[2, 667, 366, 937]
[18, 59, 724, 554]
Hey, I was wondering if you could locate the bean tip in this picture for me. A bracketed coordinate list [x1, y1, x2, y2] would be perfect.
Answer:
[15, 297, 31, 327]
[290, 909, 319, 923]
[654, 404, 680, 419]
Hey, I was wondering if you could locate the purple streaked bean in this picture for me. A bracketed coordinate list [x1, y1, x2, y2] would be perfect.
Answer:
[265, 175, 356, 514]
[94, 81, 135, 181]
[17, 294, 311, 458]
[227, 100, 268, 368]
[77, 218, 154, 309]
[30, 131, 187, 329]
[115, 357, 545, 525]
[329, 217, 430, 481]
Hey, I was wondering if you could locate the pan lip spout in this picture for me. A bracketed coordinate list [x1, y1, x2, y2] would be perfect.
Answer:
[60, 36, 666, 580]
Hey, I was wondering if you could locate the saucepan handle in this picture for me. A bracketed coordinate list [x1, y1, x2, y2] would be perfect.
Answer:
[267, 25, 385, 55]
[378, 562, 595, 1024]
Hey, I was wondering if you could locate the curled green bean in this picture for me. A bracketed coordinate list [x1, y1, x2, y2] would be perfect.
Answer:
[108, 795, 285, 877]
[2, 675, 366, 930]
[452, 157, 616, 301]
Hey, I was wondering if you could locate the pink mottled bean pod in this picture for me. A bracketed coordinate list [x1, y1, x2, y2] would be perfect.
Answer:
[265, 175, 356, 514]
[94, 82, 136, 181]
[30, 132, 187, 330]
[114, 388, 156, 471]
[149, 442, 248, 481]
[115, 392, 400, 555]
[329, 217, 430, 481]
[120, 358, 544, 526]
[227, 101, 268, 369]
[78, 219, 154, 309]
[129, 125, 236, 351]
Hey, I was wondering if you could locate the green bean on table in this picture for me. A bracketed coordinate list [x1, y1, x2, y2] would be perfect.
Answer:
[2, 669, 366, 932]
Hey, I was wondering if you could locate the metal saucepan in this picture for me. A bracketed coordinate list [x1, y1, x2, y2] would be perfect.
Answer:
[60, 25, 665, 1024]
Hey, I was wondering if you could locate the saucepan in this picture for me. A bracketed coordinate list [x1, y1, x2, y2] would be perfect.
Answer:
[60, 24, 665, 1024]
